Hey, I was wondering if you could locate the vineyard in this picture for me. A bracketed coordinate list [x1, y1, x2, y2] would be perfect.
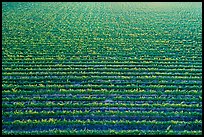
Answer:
[2, 2, 202, 135]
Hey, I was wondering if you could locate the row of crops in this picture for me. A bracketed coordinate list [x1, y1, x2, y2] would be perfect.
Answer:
[2, 2, 202, 135]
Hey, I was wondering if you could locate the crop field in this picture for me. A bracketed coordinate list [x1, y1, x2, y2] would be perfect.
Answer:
[2, 2, 202, 135]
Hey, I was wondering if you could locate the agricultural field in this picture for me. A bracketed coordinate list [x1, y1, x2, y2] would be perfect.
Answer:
[2, 2, 202, 135]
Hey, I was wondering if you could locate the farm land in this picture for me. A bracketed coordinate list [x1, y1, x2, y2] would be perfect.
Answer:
[2, 2, 202, 135]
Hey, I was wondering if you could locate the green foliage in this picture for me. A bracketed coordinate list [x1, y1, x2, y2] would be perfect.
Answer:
[2, 2, 202, 135]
